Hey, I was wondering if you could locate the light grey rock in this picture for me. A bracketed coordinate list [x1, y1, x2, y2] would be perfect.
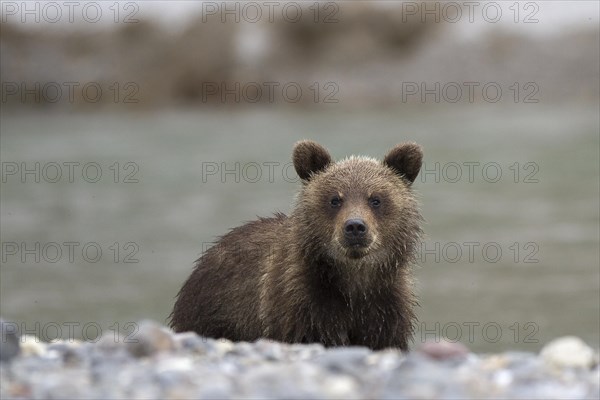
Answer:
[19, 335, 46, 357]
[314, 346, 371, 374]
[125, 320, 175, 358]
[174, 331, 211, 355]
[418, 339, 469, 361]
[253, 339, 285, 361]
[46, 342, 86, 367]
[540, 336, 596, 370]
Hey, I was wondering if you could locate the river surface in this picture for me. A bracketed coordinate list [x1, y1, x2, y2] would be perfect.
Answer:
[1, 105, 598, 352]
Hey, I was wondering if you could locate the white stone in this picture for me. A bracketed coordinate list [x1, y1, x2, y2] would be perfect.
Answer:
[324, 376, 359, 399]
[214, 339, 234, 354]
[20, 335, 46, 356]
[156, 356, 193, 373]
[493, 369, 513, 387]
[540, 336, 596, 369]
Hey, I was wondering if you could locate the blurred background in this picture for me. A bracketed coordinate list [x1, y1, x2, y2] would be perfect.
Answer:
[1, 1, 598, 352]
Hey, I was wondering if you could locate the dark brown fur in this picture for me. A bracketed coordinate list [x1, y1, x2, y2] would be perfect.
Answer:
[170, 141, 423, 350]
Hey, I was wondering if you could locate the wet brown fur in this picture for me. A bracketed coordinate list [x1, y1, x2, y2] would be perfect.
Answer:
[170, 141, 423, 350]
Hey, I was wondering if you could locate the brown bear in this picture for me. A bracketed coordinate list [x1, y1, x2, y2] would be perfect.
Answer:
[170, 140, 423, 350]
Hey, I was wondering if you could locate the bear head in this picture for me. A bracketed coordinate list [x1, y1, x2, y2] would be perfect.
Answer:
[292, 140, 423, 268]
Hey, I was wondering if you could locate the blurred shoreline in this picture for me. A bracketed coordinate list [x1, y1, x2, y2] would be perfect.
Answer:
[1, 320, 598, 399]
[2, 3, 598, 110]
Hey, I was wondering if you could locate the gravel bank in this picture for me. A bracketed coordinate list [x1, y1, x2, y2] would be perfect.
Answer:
[1, 320, 598, 399]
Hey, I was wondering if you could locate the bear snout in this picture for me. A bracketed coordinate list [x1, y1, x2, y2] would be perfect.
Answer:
[343, 218, 370, 247]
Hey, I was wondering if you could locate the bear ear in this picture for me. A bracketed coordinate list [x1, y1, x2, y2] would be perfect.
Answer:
[383, 142, 423, 184]
[293, 140, 332, 181]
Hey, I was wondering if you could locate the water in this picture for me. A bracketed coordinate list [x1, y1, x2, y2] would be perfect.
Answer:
[1, 105, 598, 352]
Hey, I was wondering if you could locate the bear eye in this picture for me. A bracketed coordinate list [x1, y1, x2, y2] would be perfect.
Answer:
[330, 196, 342, 208]
[369, 197, 381, 208]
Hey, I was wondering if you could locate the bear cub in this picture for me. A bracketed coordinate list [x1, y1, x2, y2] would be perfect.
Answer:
[170, 140, 423, 350]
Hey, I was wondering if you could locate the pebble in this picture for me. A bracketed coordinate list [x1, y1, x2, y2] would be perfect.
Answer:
[0, 319, 597, 400]
[174, 332, 210, 355]
[540, 336, 597, 369]
[314, 346, 371, 375]
[419, 339, 470, 361]
[125, 320, 175, 358]
[19, 336, 46, 358]
[46, 342, 85, 366]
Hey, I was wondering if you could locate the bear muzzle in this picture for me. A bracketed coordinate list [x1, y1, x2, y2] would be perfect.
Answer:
[342, 218, 372, 255]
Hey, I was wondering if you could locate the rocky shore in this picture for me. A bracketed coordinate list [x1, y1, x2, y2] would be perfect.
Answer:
[1, 320, 598, 399]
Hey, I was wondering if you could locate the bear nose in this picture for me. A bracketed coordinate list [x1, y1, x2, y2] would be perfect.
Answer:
[344, 219, 367, 238]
